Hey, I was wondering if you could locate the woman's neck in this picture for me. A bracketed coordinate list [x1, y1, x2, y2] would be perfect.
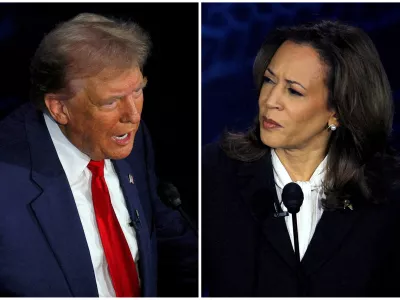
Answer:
[274, 147, 326, 182]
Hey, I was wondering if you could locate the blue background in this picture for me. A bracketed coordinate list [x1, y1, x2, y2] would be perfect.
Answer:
[202, 3, 400, 148]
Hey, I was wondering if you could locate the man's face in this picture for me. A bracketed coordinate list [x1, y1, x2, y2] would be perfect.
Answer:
[60, 67, 146, 161]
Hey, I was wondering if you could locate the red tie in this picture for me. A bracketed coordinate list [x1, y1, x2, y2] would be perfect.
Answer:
[87, 160, 141, 297]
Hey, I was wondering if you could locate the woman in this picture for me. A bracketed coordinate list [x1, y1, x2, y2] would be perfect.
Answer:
[202, 20, 400, 297]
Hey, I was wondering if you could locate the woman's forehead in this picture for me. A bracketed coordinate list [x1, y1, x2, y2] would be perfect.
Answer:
[267, 41, 327, 88]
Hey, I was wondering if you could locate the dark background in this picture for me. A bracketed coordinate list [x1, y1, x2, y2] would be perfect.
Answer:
[0, 3, 199, 221]
[202, 3, 400, 149]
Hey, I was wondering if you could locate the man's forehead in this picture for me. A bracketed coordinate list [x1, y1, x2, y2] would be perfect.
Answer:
[96, 66, 142, 82]
[73, 67, 144, 95]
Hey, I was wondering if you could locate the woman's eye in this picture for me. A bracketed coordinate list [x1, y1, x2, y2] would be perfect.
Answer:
[263, 76, 274, 84]
[288, 88, 303, 97]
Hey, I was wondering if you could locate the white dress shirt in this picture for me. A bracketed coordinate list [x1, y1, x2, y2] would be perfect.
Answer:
[44, 113, 139, 297]
[271, 149, 326, 260]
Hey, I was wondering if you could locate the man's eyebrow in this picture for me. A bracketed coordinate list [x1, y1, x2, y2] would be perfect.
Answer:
[104, 77, 148, 100]
[266, 67, 307, 90]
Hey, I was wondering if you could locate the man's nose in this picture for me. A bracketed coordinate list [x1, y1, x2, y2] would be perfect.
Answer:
[121, 96, 141, 124]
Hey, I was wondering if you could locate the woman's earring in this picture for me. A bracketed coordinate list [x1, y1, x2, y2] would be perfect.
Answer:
[328, 124, 337, 131]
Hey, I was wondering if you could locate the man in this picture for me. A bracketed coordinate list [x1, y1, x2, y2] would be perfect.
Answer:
[0, 13, 197, 297]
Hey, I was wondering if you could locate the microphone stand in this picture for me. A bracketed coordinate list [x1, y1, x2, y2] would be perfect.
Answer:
[291, 213, 304, 296]
[157, 181, 198, 237]
[282, 182, 305, 296]
[292, 213, 300, 264]
[177, 206, 198, 237]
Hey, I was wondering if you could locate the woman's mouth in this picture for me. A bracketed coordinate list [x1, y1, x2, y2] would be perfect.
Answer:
[262, 117, 283, 129]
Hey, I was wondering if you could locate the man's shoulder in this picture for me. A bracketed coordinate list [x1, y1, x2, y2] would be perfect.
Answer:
[0, 103, 33, 147]
[0, 103, 35, 157]
[0, 103, 40, 178]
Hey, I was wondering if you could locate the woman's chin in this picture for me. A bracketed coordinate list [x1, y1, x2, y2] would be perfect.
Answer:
[260, 133, 283, 149]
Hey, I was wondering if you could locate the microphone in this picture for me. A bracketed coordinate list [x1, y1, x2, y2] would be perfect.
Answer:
[282, 182, 304, 214]
[282, 182, 304, 263]
[157, 181, 198, 236]
[282, 182, 304, 296]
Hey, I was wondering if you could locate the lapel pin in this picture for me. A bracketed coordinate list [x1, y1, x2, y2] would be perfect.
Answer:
[129, 174, 134, 184]
[344, 199, 353, 210]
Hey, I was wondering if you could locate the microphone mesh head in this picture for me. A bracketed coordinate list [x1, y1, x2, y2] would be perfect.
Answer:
[282, 182, 304, 214]
[157, 181, 182, 208]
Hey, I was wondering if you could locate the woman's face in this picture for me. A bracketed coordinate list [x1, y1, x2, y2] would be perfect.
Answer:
[259, 40, 337, 152]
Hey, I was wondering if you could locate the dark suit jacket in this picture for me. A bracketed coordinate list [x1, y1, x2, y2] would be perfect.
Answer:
[202, 142, 400, 297]
[0, 103, 198, 297]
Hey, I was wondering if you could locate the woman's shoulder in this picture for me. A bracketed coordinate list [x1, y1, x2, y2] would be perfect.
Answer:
[202, 142, 238, 172]
[365, 149, 400, 205]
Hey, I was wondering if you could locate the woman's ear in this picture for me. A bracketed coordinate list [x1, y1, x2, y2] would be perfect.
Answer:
[328, 112, 339, 128]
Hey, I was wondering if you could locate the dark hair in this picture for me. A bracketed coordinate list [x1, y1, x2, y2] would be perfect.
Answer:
[30, 13, 152, 112]
[221, 20, 399, 210]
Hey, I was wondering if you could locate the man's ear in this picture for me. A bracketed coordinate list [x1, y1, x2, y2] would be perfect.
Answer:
[44, 94, 70, 125]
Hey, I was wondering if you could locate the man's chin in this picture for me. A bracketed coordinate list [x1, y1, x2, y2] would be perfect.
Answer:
[107, 144, 134, 160]
[109, 153, 131, 160]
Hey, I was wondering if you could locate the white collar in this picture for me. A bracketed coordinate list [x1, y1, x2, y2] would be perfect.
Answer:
[271, 148, 327, 190]
[44, 113, 91, 185]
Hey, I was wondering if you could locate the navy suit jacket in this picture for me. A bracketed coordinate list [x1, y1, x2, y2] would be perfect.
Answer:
[0, 103, 197, 297]
[203, 142, 400, 297]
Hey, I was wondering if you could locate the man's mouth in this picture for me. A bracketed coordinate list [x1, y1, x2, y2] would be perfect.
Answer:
[114, 133, 129, 140]
[112, 132, 132, 145]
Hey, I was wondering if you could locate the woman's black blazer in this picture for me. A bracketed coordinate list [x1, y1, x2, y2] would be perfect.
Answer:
[202, 143, 400, 297]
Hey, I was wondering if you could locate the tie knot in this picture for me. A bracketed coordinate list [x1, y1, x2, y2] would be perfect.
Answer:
[87, 160, 105, 177]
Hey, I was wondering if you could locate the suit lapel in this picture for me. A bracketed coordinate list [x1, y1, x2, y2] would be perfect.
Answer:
[112, 157, 152, 297]
[301, 207, 361, 276]
[237, 150, 362, 275]
[237, 151, 297, 270]
[25, 107, 98, 296]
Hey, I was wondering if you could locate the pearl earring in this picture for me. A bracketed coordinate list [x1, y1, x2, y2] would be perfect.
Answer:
[328, 124, 337, 131]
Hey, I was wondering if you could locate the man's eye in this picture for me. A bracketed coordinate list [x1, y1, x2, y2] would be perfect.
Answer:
[103, 100, 118, 107]
[133, 88, 143, 97]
